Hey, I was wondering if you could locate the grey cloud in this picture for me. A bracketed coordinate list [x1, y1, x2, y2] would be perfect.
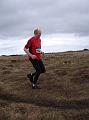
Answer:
[0, 0, 89, 39]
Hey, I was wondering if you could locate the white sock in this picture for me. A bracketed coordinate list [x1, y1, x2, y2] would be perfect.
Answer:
[31, 73, 33, 76]
[32, 84, 35, 87]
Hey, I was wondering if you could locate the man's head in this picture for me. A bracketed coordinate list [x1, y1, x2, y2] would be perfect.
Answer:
[34, 28, 41, 38]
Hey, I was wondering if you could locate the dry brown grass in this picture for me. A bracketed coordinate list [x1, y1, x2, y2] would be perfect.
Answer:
[0, 51, 89, 120]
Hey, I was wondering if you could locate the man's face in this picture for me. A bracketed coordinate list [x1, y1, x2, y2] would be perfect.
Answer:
[36, 31, 41, 38]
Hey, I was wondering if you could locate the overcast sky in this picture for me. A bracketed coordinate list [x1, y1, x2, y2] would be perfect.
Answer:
[0, 0, 89, 55]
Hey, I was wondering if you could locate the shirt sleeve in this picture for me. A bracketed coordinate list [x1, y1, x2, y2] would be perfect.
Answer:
[24, 38, 32, 49]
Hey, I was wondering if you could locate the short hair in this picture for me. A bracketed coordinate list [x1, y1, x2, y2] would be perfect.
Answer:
[34, 28, 41, 35]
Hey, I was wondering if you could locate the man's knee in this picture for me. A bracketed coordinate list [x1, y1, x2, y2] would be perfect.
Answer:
[41, 68, 46, 73]
[37, 69, 41, 75]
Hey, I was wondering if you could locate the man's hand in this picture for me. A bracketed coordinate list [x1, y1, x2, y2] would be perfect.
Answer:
[31, 55, 37, 59]
[41, 51, 45, 57]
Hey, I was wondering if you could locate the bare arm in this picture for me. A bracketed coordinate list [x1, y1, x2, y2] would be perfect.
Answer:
[24, 47, 32, 57]
[24, 47, 37, 59]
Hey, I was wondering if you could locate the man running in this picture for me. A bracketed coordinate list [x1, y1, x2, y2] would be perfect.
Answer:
[24, 28, 45, 89]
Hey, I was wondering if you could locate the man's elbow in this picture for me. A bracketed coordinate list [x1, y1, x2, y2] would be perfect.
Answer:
[24, 47, 26, 52]
[24, 47, 29, 53]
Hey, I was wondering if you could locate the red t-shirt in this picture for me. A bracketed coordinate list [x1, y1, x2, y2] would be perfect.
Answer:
[25, 36, 42, 60]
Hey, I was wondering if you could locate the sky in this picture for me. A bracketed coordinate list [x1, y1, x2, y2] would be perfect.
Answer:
[0, 0, 89, 55]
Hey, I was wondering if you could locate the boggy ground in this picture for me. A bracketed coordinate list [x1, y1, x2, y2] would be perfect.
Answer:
[0, 51, 89, 120]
